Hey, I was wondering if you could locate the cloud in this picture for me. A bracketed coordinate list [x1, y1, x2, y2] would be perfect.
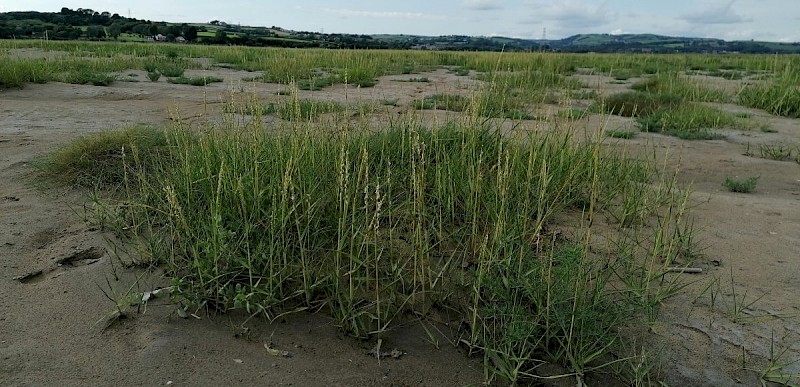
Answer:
[778, 32, 800, 43]
[323, 8, 447, 21]
[519, 1, 612, 29]
[464, 0, 503, 11]
[681, 1, 752, 25]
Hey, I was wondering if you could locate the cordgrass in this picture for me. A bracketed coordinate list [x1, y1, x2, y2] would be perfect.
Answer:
[557, 108, 587, 120]
[636, 104, 735, 140]
[723, 176, 759, 193]
[46, 112, 696, 384]
[37, 126, 168, 188]
[167, 76, 225, 86]
[606, 130, 637, 139]
[630, 73, 728, 102]
[225, 97, 346, 121]
[601, 92, 682, 117]
[158, 65, 186, 78]
[413, 94, 470, 111]
[738, 75, 800, 118]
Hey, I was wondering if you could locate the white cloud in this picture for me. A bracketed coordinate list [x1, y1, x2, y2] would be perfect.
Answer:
[323, 8, 447, 21]
[464, 0, 503, 11]
[519, 1, 612, 29]
[681, 1, 751, 25]
[779, 33, 800, 43]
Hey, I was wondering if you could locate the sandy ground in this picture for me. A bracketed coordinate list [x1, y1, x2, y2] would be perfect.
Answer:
[1, 63, 799, 386]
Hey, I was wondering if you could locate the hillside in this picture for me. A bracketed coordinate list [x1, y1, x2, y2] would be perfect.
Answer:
[2, 8, 800, 53]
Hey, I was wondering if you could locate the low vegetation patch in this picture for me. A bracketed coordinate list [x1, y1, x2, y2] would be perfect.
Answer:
[601, 91, 681, 117]
[168, 76, 224, 86]
[631, 73, 728, 102]
[450, 67, 470, 76]
[557, 108, 587, 120]
[297, 75, 338, 90]
[158, 65, 186, 78]
[745, 143, 799, 161]
[413, 94, 470, 111]
[606, 130, 637, 139]
[37, 126, 167, 188]
[738, 76, 800, 118]
[52, 116, 694, 385]
[723, 176, 759, 193]
[225, 97, 346, 121]
[636, 104, 735, 140]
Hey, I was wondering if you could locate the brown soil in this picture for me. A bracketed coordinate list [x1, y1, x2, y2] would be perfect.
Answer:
[2, 62, 799, 386]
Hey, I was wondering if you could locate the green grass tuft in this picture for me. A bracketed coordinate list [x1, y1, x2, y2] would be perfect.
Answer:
[739, 76, 800, 118]
[37, 126, 167, 188]
[636, 104, 734, 140]
[601, 92, 681, 117]
[413, 94, 470, 111]
[606, 130, 637, 139]
[159, 65, 185, 78]
[168, 76, 224, 86]
[723, 176, 759, 193]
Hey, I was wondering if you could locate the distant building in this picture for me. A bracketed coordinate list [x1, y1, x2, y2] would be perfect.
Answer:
[154, 34, 167, 42]
[175, 36, 186, 43]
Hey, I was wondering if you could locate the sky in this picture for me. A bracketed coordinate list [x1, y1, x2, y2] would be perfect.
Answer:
[2, 0, 799, 42]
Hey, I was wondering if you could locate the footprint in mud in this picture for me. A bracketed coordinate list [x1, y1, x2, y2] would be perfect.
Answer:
[13, 246, 105, 284]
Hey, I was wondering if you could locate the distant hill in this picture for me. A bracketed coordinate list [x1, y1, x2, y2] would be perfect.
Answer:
[2, 8, 799, 54]
[546, 33, 800, 54]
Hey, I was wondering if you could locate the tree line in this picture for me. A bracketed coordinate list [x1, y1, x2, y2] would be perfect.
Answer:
[0, 8, 199, 41]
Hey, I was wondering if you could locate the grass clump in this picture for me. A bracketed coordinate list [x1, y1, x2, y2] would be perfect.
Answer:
[37, 126, 167, 188]
[0, 60, 50, 88]
[225, 98, 346, 121]
[745, 143, 797, 161]
[59, 113, 697, 385]
[601, 92, 682, 117]
[146, 71, 161, 82]
[738, 76, 800, 118]
[158, 65, 185, 78]
[168, 76, 224, 86]
[606, 130, 637, 139]
[297, 75, 338, 90]
[631, 73, 728, 102]
[350, 78, 377, 88]
[557, 108, 587, 120]
[413, 94, 470, 111]
[451, 67, 470, 76]
[568, 89, 598, 100]
[636, 104, 734, 140]
[265, 99, 346, 120]
[723, 176, 759, 193]
[759, 124, 777, 133]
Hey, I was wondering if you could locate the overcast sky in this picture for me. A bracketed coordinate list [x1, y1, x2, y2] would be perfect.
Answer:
[2, 0, 798, 42]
